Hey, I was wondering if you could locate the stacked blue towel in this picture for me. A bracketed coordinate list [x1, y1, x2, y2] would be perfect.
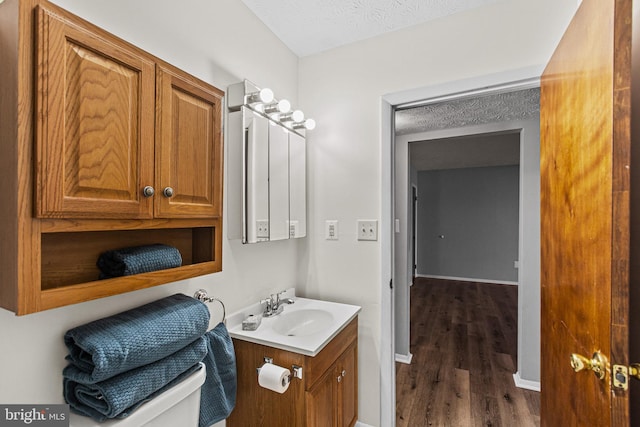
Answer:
[97, 244, 182, 279]
[63, 294, 210, 421]
[64, 339, 207, 421]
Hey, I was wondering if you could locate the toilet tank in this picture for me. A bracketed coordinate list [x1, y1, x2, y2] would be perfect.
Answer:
[70, 363, 206, 427]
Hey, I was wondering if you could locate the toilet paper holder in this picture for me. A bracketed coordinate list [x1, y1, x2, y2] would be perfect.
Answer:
[258, 357, 303, 380]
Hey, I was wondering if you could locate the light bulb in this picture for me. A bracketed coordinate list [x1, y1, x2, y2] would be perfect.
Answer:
[246, 87, 274, 104]
[263, 98, 292, 115]
[258, 88, 274, 103]
[291, 110, 305, 123]
[278, 99, 291, 113]
[292, 118, 316, 131]
[304, 118, 316, 130]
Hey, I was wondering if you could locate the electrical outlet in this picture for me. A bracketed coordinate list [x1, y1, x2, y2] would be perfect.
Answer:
[256, 220, 269, 239]
[326, 220, 339, 240]
[289, 220, 299, 238]
[357, 220, 378, 241]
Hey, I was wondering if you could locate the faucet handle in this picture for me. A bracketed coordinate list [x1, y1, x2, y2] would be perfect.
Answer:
[260, 298, 272, 312]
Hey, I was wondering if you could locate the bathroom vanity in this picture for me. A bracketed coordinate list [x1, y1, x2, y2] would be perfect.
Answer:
[227, 297, 360, 427]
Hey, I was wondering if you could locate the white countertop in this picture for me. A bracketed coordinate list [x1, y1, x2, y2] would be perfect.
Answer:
[227, 294, 361, 356]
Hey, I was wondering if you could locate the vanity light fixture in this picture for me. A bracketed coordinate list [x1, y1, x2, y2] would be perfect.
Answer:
[228, 80, 315, 134]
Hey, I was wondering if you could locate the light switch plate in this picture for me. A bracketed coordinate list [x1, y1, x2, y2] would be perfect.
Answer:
[357, 220, 378, 241]
[326, 220, 339, 240]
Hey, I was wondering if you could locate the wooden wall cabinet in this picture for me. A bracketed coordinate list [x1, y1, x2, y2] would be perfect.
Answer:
[0, 0, 223, 315]
[228, 318, 358, 427]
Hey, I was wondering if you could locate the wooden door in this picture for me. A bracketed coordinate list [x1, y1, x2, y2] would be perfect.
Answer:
[35, 4, 155, 219]
[540, 0, 632, 425]
[155, 66, 223, 218]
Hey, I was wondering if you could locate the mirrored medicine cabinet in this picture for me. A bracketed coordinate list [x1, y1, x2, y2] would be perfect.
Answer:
[227, 80, 307, 243]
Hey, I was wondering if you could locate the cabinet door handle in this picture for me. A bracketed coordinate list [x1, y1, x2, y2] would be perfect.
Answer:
[142, 186, 155, 197]
[163, 187, 174, 198]
[337, 376, 342, 383]
[341, 370, 346, 377]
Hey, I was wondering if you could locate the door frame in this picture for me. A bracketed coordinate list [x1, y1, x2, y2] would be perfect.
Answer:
[411, 184, 418, 282]
[380, 66, 544, 426]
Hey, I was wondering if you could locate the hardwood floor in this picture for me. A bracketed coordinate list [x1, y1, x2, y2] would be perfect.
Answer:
[396, 278, 540, 427]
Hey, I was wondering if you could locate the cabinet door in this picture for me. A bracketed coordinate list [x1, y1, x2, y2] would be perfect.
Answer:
[306, 369, 337, 427]
[337, 344, 358, 427]
[35, 5, 155, 219]
[155, 66, 223, 218]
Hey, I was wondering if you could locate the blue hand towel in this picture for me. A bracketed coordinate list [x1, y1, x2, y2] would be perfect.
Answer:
[97, 244, 182, 279]
[64, 337, 207, 421]
[199, 323, 237, 427]
[64, 293, 209, 383]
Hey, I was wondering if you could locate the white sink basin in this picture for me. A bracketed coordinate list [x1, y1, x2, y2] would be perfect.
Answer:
[272, 309, 334, 337]
[227, 294, 360, 356]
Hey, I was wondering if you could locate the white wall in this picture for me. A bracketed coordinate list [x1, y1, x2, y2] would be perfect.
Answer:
[298, 1, 576, 424]
[0, 0, 302, 413]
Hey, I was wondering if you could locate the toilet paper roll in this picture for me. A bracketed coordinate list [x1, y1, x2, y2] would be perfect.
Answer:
[258, 363, 291, 394]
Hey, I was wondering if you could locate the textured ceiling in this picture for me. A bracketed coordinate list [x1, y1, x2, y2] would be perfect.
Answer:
[240, 0, 503, 57]
[395, 88, 540, 136]
[409, 132, 520, 171]
[401, 88, 539, 171]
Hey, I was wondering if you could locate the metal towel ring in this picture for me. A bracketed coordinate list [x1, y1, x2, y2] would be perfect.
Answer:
[194, 289, 226, 324]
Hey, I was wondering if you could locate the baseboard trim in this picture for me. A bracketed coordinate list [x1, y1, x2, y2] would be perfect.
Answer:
[512, 372, 541, 392]
[395, 352, 413, 364]
[355, 422, 376, 427]
[416, 274, 518, 286]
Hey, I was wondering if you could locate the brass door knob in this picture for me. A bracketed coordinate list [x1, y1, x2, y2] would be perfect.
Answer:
[570, 351, 607, 380]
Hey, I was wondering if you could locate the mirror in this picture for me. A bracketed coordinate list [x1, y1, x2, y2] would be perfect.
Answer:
[269, 122, 290, 241]
[289, 132, 306, 238]
[243, 109, 270, 242]
[232, 106, 307, 243]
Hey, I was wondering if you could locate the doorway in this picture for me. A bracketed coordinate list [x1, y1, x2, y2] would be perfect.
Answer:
[388, 83, 543, 426]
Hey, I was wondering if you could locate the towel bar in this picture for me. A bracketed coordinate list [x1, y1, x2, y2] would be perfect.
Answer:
[194, 289, 226, 324]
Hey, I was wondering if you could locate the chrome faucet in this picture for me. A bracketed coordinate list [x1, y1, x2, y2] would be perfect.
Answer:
[261, 291, 294, 317]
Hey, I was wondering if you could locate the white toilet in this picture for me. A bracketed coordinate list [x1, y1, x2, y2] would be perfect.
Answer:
[69, 363, 206, 427]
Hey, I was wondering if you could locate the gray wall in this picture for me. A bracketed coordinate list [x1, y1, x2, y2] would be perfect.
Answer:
[417, 165, 519, 282]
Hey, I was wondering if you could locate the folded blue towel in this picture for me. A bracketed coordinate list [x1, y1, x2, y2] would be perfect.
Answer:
[64, 293, 210, 383]
[64, 337, 207, 421]
[199, 323, 237, 427]
[97, 244, 182, 279]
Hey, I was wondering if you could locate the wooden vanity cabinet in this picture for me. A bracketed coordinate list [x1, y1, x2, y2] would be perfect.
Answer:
[0, 0, 223, 315]
[228, 318, 358, 427]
